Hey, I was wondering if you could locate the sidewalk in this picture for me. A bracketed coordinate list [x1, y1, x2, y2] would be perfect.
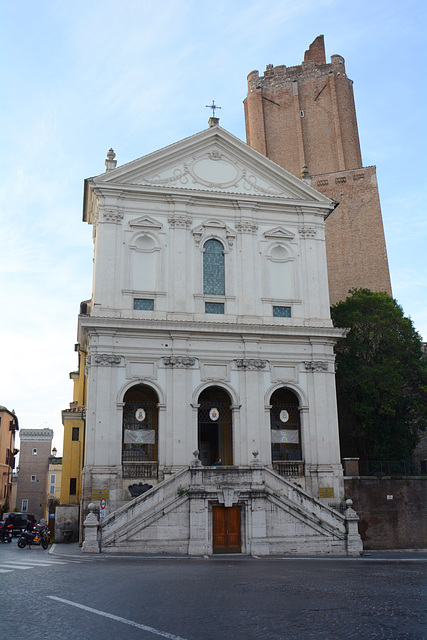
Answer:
[49, 542, 427, 561]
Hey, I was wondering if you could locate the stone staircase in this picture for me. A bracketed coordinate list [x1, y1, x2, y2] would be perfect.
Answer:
[96, 465, 362, 555]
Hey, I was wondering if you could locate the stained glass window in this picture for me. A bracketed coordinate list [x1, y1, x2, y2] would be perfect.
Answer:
[203, 239, 225, 295]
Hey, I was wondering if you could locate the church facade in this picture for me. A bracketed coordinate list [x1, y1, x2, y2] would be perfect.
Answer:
[78, 123, 361, 555]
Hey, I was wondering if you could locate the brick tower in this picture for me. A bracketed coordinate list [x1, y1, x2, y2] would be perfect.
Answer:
[244, 35, 392, 304]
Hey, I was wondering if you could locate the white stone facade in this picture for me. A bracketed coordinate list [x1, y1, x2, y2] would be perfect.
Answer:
[79, 126, 359, 554]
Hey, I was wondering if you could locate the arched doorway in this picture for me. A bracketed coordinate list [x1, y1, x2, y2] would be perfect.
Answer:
[270, 388, 301, 462]
[122, 384, 159, 479]
[198, 386, 233, 466]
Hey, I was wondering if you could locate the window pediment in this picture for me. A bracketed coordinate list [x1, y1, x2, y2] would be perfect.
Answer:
[129, 216, 163, 230]
[263, 227, 295, 241]
[192, 220, 236, 249]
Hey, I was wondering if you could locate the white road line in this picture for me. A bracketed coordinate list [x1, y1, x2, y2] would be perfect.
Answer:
[48, 596, 189, 640]
[0, 569, 13, 573]
[14, 559, 69, 565]
[2, 560, 66, 566]
[10, 562, 56, 567]
[0, 564, 33, 570]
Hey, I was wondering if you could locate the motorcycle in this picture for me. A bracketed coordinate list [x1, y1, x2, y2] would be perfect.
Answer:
[0, 523, 13, 543]
[18, 523, 50, 550]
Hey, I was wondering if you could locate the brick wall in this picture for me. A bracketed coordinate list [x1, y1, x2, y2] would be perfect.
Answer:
[244, 37, 392, 304]
[344, 477, 427, 550]
[313, 166, 392, 304]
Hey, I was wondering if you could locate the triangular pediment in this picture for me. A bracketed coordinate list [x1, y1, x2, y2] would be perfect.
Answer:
[129, 216, 163, 230]
[263, 226, 295, 241]
[88, 127, 332, 205]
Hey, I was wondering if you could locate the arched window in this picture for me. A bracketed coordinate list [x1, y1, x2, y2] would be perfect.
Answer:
[270, 388, 301, 462]
[203, 239, 225, 295]
[122, 384, 159, 479]
[198, 386, 233, 465]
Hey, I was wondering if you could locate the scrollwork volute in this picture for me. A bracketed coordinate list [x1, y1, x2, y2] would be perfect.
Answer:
[163, 356, 196, 368]
[304, 361, 328, 372]
[235, 359, 267, 370]
[94, 354, 123, 366]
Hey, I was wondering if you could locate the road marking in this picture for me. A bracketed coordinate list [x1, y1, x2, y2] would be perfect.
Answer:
[48, 596, 190, 640]
[14, 559, 69, 565]
[0, 558, 89, 574]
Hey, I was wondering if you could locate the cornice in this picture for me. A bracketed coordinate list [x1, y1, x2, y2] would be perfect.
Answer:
[89, 180, 330, 209]
[79, 315, 346, 340]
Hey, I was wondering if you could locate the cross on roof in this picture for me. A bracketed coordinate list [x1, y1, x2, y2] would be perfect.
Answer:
[206, 100, 221, 118]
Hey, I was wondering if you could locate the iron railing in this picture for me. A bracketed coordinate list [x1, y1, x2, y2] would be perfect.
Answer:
[358, 459, 415, 476]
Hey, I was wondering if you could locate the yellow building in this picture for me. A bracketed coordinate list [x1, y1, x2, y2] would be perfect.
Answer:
[46, 455, 62, 535]
[47, 456, 62, 503]
[60, 344, 86, 506]
[0, 406, 19, 515]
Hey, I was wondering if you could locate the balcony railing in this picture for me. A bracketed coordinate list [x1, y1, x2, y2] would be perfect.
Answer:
[273, 461, 304, 477]
[122, 461, 159, 479]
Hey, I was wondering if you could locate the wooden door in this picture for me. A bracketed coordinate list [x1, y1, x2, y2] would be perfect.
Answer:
[212, 505, 241, 553]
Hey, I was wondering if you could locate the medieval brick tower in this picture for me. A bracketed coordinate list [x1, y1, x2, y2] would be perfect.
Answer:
[244, 35, 392, 304]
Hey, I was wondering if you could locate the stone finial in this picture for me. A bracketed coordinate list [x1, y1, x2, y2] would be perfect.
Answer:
[191, 449, 202, 467]
[250, 450, 262, 467]
[301, 165, 312, 185]
[105, 148, 117, 172]
[82, 502, 100, 553]
[344, 498, 358, 518]
[208, 117, 220, 128]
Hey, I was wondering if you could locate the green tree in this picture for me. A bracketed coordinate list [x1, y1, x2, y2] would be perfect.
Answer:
[331, 289, 427, 461]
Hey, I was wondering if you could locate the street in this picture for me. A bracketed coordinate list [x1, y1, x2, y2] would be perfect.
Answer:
[1, 543, 426, 640]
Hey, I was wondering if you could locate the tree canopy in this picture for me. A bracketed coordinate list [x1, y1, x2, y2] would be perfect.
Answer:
[331, 289, 427, 462]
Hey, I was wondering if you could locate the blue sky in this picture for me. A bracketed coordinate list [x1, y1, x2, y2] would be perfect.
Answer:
[1, 0, 426, 454]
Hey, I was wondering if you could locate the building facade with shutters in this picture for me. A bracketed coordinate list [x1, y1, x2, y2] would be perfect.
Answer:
[77, 123, 361, 555]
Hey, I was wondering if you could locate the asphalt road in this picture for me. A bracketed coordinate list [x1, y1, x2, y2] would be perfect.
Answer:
[1, 543, 426, 640]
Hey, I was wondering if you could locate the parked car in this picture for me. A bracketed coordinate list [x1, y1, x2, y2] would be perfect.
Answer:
[1, 513, 35, 536]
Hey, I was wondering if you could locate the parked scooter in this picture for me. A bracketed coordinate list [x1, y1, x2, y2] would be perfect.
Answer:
[0, 523, 13, 543]
[17, 523, 50, 549]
